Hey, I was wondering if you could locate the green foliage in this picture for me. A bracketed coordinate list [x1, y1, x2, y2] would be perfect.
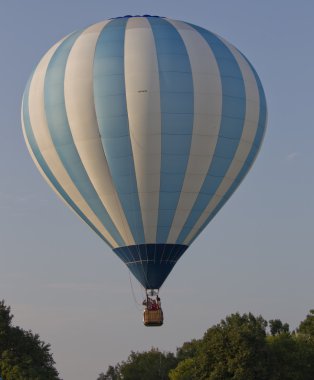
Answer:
[98, 365, 120, 379]
[120, 348, 178, 380]
[267, 330, 314, 380]
[269, 319, 289, 336]
[169, 358, 198, 380]
[175, 339, 201, 362]
[99, 310, 314, 380]
[0, 301, 12, 334]
[298, 309, 314, 337]
[195, 313, 270, 380]
[0, 300, 60, 380]
[98, 348, 178, 380]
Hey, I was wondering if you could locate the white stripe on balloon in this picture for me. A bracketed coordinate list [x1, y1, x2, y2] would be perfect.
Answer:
[124, 17, 162, 243]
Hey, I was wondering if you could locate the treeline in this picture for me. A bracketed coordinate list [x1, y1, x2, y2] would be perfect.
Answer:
[0, 300, 60, 380]
[98, 310, 314, 380]
[1, 300, 314, 380]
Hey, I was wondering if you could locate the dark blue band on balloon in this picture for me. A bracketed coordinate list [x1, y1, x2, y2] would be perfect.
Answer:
[113, 244, 188, 289]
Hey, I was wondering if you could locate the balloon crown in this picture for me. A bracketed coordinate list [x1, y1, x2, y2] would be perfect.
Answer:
[110, 15, 164, 19]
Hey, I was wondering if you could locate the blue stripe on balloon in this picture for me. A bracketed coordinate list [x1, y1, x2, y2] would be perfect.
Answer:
[93, 18, 145, 244]
[148, 17, 194, 243]
[44, 31, 125, 247]
[22, 77, 113, 248]
[188, 56, 267, 245]
[176, 25, 247, 244]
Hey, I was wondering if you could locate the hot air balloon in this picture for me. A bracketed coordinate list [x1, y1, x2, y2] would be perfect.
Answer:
[22, 15, 267, 326]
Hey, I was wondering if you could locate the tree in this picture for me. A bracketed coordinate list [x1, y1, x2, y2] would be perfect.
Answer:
[0, 300, 60, 380]
[267, 329, 314, 380]
[192, 313, 270, 380]
[0, 301, 13, 357]
[100, 348, 178, 380]
[169, 358, 198, 380]
[298, 309, 314, 337]
[176, 339, 201, 362]
[169, 339, 202, 380]
[97, 365, 120, 380]
[97, 311, 314, 380]
[269, 319, 289, 336]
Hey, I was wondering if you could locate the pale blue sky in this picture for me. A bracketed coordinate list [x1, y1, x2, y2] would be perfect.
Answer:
[0, 1, 313, 379]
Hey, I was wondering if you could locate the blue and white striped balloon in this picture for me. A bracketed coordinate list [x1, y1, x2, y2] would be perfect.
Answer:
[22, 15, 267, 290]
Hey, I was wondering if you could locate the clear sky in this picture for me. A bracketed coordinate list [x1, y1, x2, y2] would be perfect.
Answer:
[1, 1, 313, 379]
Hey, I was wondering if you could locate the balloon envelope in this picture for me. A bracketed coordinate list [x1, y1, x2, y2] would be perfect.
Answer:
[22, 16, 267, 289]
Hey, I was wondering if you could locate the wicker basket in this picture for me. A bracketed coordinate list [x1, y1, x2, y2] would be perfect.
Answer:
[143, 308, 164, 326]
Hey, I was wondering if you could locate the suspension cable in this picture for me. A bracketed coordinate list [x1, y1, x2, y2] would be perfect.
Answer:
[128, 269, 144, 312]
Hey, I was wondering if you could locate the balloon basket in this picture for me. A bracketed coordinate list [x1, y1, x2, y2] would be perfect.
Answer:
[143, 308, 163, 327]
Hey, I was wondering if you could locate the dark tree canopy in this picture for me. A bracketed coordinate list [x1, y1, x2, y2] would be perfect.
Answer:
[97, 348, 178, 380]
[0, 300, 60, 380]
[170, 313, 270, 380]
[176, 339, 201, 362]
[269, 319, 290, 336]
[298, 309, 314, 337]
